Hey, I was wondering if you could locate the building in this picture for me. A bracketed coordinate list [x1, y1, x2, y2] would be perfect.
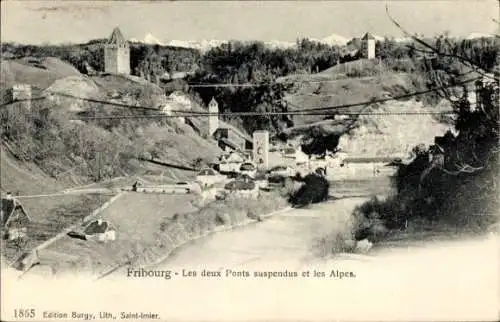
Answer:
[253, 131, 269, 169]
[2, 84, 32, 110]
[361, 32, 376, 59]
[208, 97, 219, 137]
[160, 104, 186, 123]
[214, 127, 253, 152]
[1, 194, 31, 241]
[218, 150, 246, 173]
[206, 98, 253, 151]
[104, 27, 130, 75]
[295, 146, 309, 164]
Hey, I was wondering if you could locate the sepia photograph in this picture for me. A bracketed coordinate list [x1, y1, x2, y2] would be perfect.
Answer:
[1, 0, 499, 321]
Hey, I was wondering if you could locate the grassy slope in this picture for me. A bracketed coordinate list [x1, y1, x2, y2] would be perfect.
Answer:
[0, 145, 66, 195]
[1, 56, 221, 179]
[0, 56, 224, 265]
[1, 144, 113, 263]
[277, 59, 429, 125]
[275, 59, 458, 158]
[283, 72, 421, 124]
[0, 57, 80, 90]
[43, 193, 199, 274]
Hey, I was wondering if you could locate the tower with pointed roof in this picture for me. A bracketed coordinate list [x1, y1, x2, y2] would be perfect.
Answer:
[104, 27, 130, 74]
[208, 97, 219, 137]
[361, 32, 376, 59]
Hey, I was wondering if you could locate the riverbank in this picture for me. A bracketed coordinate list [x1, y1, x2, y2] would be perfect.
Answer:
[152, 196, 365, 271]
[12, 190, 289, 279]
[98, 191, 290, 279]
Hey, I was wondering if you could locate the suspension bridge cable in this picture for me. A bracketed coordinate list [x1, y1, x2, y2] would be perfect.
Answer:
[0, 76, 480, 116]
[185, 68, 483, 87]
[70, 109, 467, 120]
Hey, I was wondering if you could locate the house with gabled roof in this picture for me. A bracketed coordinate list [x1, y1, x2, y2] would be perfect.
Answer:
[1, 195, 31, 240]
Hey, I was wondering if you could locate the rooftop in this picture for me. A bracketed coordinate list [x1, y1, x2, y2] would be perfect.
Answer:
[107, 27, 128, 45]
[361, 32, 376, 40]
[209, 97, 218, 106]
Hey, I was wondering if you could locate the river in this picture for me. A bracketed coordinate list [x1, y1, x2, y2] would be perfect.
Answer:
[151, 176, 499, 321]
[3, 176, 497, 321]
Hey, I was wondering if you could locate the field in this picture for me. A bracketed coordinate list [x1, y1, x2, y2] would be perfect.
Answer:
[1, 194, 111, 264]
[32, 193, 195, 275]
[27, 190, 288, 277]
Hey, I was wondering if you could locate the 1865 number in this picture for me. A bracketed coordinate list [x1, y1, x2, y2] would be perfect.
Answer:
[14, 309, 36, 319]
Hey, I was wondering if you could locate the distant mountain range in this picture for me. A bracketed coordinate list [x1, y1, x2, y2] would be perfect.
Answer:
[128, 32, 496, 52]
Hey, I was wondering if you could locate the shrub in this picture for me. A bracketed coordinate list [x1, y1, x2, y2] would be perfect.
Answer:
[350, 76, 499, 240]
[289, 174, 330, 206]
[215, 213, 231, 226]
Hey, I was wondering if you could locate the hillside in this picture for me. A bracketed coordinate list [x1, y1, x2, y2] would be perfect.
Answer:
[90, 74, 166, 107]
[337, 100, 454, 158]
[1, 59, 224, 193]
[272, 58, 482, 158]
[0, 144, 66, 195]
[0, 57, 81, 91]
[279, 60, 427, 125]
[0, 61, 227, 263]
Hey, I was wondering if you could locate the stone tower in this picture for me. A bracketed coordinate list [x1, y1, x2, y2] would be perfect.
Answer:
[361, 32, 376, 59]
[253, 131, 269, 170]
[104, 27, 130, 75]
[208, 97, 219, 137]
[10, 84, 32, 110]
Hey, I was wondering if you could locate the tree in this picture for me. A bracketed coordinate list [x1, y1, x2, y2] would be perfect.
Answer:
[383, 6, 499, 227]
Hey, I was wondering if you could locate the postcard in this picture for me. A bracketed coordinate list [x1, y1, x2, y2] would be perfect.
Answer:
[1, 1, 499, 321]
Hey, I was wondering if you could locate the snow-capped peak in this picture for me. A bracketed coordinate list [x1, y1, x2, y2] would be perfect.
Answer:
[164, 39, 229, 52]
[143, 33, 165, 46]
[466, 32, 495, 40]
[319, 34, 349, 46]
[127, 32, 432, 52]
[263, 40, 296, 49]
[394, 37, 413, 43]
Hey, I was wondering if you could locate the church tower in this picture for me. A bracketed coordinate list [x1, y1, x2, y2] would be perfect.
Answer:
[104, 27, 130, 75]
[208, 97, 219, 137]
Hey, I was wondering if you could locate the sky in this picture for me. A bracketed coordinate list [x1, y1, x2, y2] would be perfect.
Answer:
[1, 0, 499, 44]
